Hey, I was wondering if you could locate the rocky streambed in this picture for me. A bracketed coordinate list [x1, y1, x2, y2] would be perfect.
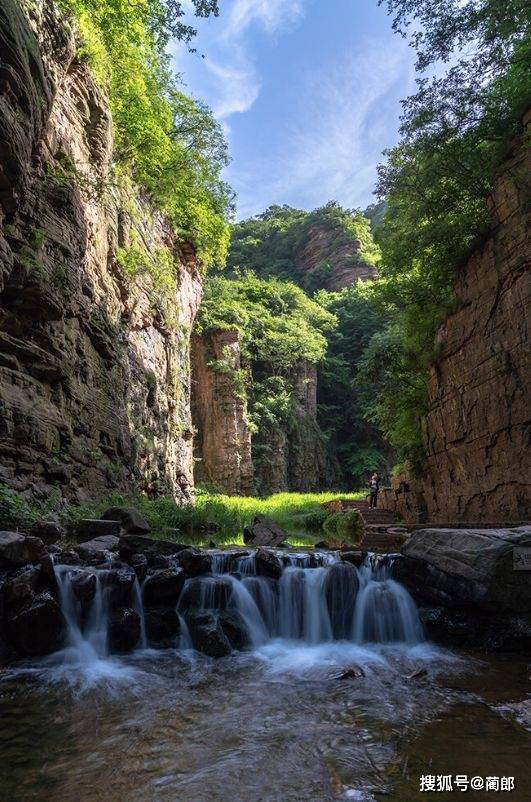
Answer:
[0, 512, 530, 800]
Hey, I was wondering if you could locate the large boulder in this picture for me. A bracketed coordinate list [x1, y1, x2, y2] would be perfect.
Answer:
[1, 566, 41, 605]
[142, 568, 185, 606]
[74, 520, 121, 542]
[101, 507, 150, 534]
[0, 532, 45, 569]
[75, 535, 119, 562]
[107, 607, 140, 653]
[104, 567, 136, 609]
[71, 570, 97, 604]
[324, 562, 359, 639]
[6, 592, 66, 655]
[255, 547, 282, 580]
[243, 516, 288, 547]
[187, 611, 232, 658]
[179, 576, 232, 610]
[397, 527, 531, 613]
[218, 610, 249, 650]
[119, 534, 188, 565]
[340, 551, 366, 568]
[30, 521, 66, 545]
[176, 548, 212, 577]
[144, 607, 181, 645]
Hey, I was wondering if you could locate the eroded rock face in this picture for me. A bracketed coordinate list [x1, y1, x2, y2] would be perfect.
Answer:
[253, 360, 328, 495]
[379, 118, 530, 524]
[396, 527, 531, 613]
[295, 225, 378, 291]
[0, 0, 202, 506]
[191, 330, 254, 495]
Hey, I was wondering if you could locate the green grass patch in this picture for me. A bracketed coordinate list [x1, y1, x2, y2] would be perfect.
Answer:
[60, 488, 365, 545]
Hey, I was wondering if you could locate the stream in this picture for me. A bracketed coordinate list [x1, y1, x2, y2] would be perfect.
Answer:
[0, 550, 529, 801]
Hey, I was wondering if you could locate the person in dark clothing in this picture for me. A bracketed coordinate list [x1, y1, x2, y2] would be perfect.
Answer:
[368, 473, 380, 508]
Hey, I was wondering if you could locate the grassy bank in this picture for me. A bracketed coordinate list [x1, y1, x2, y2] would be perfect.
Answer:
[88, 489, 365, 545]
[0, 484, 364, 546]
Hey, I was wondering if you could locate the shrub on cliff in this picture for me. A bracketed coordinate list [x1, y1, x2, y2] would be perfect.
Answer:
[61, 0, 232, 267]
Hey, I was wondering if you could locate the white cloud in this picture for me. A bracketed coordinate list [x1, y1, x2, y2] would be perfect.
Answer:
[231, 38, 415, 217]
[179, 0, 305, 120]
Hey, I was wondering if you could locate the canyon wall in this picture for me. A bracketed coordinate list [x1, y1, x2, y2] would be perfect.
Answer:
[295, 225, 377, 291]
[253, 361, 328, 496]
[191, 330, 254, 495]
[0, 0, 202, 506]
[381, 118, 531, 523]
[191, 330, 327, 496]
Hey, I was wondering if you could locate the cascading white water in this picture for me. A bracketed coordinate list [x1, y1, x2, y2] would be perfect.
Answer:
[51, 549, 423, 662]
[200, 549, 424, 649]
[54, 565, 110, 664]
[52, 563, 148, 663]
[352, 557, 424, 644]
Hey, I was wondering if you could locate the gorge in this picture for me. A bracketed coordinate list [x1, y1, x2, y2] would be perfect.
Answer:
[0, 0, 530, 799]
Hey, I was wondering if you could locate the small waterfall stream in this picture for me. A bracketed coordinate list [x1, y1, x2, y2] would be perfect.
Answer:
[50, 550, 423, 664]
[179, 550, 424, 648]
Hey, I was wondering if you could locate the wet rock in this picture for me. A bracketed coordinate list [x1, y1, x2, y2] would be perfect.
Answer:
[243, 516, 288, 547]
[1, 566, 40, 605]
[75, 535, 119, 562]
[39, 554, 59, 596]
[398, 527, 531, 613]
[314, 540, 330, 550]
[340, 551, 366, 568]
[105, 567, 136, 609]
[187, 611, 232, 658]
[143, 568, 185, 606]
[406, 668, 428, 681]
[0, 532, 45, 569]
[30, 521, 66, 545]
[325, 562, 359, 639]
[119, 534, 188, 564]
[101, 507, 150, 534]
[218, 610, 249, 650]
[75, 520, 121, 542]
[71, 570, 97, 603]
[332, 665, 365, 680]
[255, 547, 282, 580]
[107, 607, 140, 653]
[6, 592, 66, 656]
[176, 548, 212, 577]
[145, 607, 181, 645]
[54, 550, 82, 566]
[129, 553, 148, 582]
[179, 576, 232, 610]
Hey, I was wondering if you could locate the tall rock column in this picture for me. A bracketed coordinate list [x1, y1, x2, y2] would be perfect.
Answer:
[191, 330, 254, 495]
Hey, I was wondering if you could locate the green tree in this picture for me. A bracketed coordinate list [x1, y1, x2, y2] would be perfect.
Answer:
[63, 0, 232, 267]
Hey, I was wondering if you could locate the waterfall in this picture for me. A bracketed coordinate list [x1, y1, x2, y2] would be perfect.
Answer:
[54, 565, 111, 664]
[196, 549, 424, 649]
[51, 550, 424, 661]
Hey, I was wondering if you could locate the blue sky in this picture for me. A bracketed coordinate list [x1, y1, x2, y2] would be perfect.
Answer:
[172, 0, 416, 220]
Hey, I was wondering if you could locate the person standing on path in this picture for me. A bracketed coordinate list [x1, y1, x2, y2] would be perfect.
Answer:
[369, 473, 380, 508]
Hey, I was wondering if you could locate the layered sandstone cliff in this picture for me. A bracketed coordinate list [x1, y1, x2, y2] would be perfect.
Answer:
[381, 118, 531, 523]
[191, 332, 327, 496]
[253, 361, 328, 496]
[0, 0, 202, 505]
[295, 225, 377, 291]
[191, 330, 254, 495]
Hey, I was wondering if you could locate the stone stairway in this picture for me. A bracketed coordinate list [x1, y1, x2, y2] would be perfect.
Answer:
[340, 499, 408, 551]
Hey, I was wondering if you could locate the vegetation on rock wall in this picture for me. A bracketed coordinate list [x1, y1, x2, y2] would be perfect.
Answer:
[227, 202, 380, 290]
[196, 272, 336, 436]
[61, 0, 232, 267]
[365, 0, 531, 471]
